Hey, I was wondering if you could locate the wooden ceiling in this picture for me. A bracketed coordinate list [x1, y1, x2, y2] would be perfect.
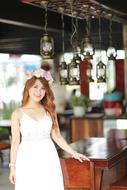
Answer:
[0, 0, 126, 55]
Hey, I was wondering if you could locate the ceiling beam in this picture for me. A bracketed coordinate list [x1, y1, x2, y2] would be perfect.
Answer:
[0, 18, 61, 33]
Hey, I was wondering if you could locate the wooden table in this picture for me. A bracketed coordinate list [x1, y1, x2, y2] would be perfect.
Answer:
[58, 137, 127, 190]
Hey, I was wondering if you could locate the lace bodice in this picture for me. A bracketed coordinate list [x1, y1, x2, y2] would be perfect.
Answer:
[20, 112, 52, 141]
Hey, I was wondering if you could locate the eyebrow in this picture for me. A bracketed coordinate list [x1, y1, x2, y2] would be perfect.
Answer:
[34, 83, 44, 88]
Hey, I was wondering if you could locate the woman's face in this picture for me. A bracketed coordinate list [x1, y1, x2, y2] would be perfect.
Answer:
[28, 79, 46, 102]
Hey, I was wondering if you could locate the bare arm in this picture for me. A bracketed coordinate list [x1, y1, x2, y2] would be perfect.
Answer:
[51, 113, 89, 162]
[9, 109, 21, 184]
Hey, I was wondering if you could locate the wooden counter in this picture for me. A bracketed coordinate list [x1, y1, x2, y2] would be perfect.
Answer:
[70, 116, 103, 141]
[70, 115, 127, 142]
[58, 137, 127, 190]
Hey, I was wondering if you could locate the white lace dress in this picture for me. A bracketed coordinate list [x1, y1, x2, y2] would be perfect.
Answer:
[15, 111, 64, 190]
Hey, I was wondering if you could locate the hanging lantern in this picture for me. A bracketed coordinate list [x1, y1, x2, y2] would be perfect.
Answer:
[106, 15, 117, 59]
[59, 61, 68, 85]
[74, 16, 82, 58]
[86, 61, 94, 82]
[106, 54, 116, 92]
[96, 15, 106, 83]
[81, 16, 94, 60]
[81, 36, 94, 60]
[73, 42, 82, 59]
[106, 47, 116, 90]
[107, 46, 117, 59]
[40, 0, 54, 59]
[106, 53, 116, 91]
[96, 60, 106, 83]
[75, 42, 82, 57]
[106, 15, 117, 91]
[73, 53, 81, 64]
[58, 8, 69, 85]
[40, 34, 54, 59]
[68, 58, 80, 85]
[67, 2, 80, 85]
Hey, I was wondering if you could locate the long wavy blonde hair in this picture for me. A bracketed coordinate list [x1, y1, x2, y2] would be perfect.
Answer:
[21, 76, 57, 128]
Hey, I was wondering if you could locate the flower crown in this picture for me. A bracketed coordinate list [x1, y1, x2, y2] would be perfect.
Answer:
[26, 69, 54, 84]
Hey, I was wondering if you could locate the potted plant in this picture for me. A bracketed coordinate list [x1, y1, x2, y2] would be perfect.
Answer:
[69, 95, 89, 117]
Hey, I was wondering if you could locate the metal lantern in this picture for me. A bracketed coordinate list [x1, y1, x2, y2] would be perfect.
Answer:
[107, 46, 117, 59]
[73, 53, 81, 64]
[73, 41, 82, 58]
[96, 60, 106, 83]
[106, 54, 116, 92]
[40, 34, 54, 59]
[96, 15, 106, 83]
[86, 61, 94, 82]
[74, 16, 82, 58]
[59, 61, 68, 85]
[75, 42, 81, 56]
[81, 36, 94, 60]
[106, 15, 117, 59]
[105, 15, 117, 90]
[68, 58, 80, 85]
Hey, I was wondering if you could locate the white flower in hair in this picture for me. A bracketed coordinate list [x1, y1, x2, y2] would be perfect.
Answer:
[34, 69, 45, 78]
[26, 69, 54, 84]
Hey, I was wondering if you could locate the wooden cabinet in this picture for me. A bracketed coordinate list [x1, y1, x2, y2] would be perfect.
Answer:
[70, 117, 103, 142]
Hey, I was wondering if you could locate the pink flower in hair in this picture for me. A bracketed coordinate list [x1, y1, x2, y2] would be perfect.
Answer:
[43, 72, 54, 84]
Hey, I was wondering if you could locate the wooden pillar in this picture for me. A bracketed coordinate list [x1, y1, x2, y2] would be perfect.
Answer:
[80, 60, 89, 97]
[115, 59, 125, 94]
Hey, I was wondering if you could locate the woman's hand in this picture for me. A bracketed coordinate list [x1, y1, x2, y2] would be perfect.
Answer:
[71, 152, 90, 162]
[9, 168, 16, 184]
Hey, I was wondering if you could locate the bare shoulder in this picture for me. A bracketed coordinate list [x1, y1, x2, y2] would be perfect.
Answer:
[11, 107, 22, 120]
[11, 108, 22, 132]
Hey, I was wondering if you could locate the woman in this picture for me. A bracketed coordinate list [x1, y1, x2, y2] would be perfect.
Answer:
[9, 68, 89, 190]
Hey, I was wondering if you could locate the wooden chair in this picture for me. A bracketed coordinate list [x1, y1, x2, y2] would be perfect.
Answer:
[60, 157, 95, 190]
[110, 176, 127, 190]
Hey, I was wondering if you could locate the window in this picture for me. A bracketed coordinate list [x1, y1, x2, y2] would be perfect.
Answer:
[0, 54, 41, 119]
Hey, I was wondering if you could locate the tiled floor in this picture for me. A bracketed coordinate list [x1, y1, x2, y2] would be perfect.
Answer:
[0, 167, 14, 190]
